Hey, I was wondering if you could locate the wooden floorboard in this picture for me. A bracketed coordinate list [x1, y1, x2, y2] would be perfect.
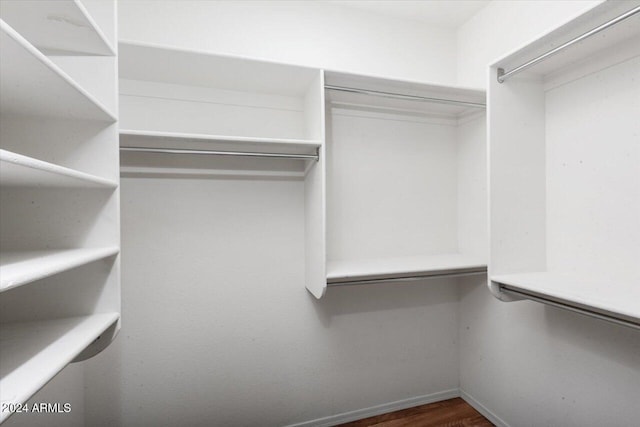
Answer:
[337, 397, 494, 427]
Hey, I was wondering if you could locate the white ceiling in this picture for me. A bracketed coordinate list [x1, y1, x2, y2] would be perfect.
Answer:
[328, 0, 490, 28]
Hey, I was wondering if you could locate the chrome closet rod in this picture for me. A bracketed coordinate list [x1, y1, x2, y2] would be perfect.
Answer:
[328, 268, 487, 286]
[499, 286, 640, 330]
[324, 85, 486, 108]
[120, 146, 319, 161]
[497, 5, 640, 83]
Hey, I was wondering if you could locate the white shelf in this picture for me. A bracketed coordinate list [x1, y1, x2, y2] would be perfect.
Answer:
[327, 254, 487, 285]
[0, 0, 115, 55]
[0, 149, 117, 189]
[0, 19, 116, 122]
[491, 272, 640, 326]
[0, 313, 119, 422]
[120, 129, 321, 150]
[0, 247, 120, 293]
[119, 41, 319, 96]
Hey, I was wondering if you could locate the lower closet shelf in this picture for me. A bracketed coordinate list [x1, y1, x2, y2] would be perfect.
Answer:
[0, 149, 118, 188]
[0, 312, 120, 422]
[492, 272, 640, 328]
[327, 254, 487, 285]
[0, 247, 120, 292]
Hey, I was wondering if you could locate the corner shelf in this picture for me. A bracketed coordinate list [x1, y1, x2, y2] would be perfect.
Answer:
[328, 254, 487, 285]
[492, 272, 640, 329]
[0, 247, 120, 293]
[0, 313, 120, 423]
[0, 149, 117, 189]
[0, 0, 115, 55]
[0, 19, 115, 122]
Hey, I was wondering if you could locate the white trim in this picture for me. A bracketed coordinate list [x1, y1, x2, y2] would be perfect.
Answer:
[460, 389, 511, 427]
[285, 389, 460, 427]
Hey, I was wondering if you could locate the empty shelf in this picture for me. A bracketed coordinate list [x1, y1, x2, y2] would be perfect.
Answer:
[492, 272, 640, 328]
[0, 0, 114, 55]
[0, 313, 119, 422]
[327, 254, 487, 285]
[0, 19, 116, 121]
[0, 247, 119, 293]
[0, 149, 117, 188]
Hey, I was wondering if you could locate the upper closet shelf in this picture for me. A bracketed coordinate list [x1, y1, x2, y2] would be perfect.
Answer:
[0, 313, 119, 423]
[327, 254, 487, 286]
[492, 272, 640, 329]
[119, 41, 320, 97]
[0, 247, 120, 293]
[0, 0, 115, 55]
[0, 19, 116, 122]
[0, 149, 117, 189]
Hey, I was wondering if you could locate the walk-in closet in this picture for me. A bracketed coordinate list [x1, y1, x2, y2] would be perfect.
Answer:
[1, 1, 638, 426]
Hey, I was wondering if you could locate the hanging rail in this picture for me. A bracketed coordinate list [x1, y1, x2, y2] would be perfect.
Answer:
[325, 85, 486, 109]
[497, 5, 640, 83]
[328, 267, 488, 286]
[120, 147, 319, 161]
[499, 285, 640, 330]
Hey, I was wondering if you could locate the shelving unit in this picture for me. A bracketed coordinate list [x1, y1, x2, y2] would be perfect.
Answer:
[0, 313, 119, 423]
[0, 0, 120, 420]
[308, 71, 487, 297]
[117, 42, 326, 297]
[488, 1, 640, 328]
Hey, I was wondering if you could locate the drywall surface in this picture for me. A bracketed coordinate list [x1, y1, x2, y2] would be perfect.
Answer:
[117, 0, 457, 86]
[81, 176, 460, 426]
[456, 0, 602, 88]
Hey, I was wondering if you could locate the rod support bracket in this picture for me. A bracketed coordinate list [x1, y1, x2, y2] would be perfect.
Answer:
[497, 68, 505, 84]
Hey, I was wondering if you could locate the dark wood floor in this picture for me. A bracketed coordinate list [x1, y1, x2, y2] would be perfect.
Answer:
[337, 397, 494, 427]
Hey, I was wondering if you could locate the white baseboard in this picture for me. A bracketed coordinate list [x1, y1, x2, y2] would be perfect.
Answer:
[460, 389, 510, 427]
[285, 389, 460, 427]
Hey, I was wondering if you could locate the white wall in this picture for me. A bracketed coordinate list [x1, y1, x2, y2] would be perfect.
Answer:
[81, 175, 460, 426]
[457, 2, 640, 426]
[117, 0, 458, 86]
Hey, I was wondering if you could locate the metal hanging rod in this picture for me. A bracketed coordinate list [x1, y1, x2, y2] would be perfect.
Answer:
[328, 268, 487, 287]
[120, 147, 319, 161]
[325, 85, 486, 109]
[499, 286, 640, 330]
[497, 5, 640, 83]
